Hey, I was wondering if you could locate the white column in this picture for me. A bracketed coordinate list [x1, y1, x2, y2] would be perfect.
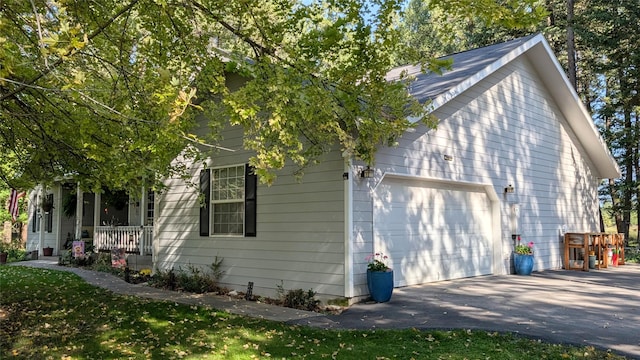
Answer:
[140, 187, 146, 226]
[140, 186, 146, 255]
[343, 159, 354, 298]
[38, 186, 44, 256]
[75, 184, 83, 240]
[94, 192, 101, 227]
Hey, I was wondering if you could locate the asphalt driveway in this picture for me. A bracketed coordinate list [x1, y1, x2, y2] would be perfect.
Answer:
[293, 265, 640, 359]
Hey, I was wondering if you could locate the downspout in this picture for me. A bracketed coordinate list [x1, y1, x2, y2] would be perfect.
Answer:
[343, 158, 354, 299]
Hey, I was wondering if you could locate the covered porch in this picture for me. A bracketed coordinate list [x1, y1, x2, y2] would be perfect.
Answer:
[57, 184, 155, 257]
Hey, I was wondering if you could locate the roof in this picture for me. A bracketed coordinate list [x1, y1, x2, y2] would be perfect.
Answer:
[389, 33, 620, 179]
[387, 34, 539, 104]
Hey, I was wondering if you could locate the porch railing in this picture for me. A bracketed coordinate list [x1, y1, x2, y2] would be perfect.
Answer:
[94, 226, 153, 255]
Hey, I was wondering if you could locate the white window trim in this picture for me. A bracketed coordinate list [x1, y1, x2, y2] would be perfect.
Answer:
[209, 164, 246, 237]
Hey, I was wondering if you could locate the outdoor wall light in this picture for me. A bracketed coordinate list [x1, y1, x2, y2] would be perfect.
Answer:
[342, 172, 349, 180]
[504, 184, 515, 194]
[360, 166, 375, 179]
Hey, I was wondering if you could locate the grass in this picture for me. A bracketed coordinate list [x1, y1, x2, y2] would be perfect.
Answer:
[0, 267, 629, 360]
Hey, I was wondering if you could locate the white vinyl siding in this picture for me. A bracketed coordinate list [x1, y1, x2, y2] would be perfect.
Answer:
[155, 98, 346, 299]
[352, 55, 601, 296]
[25, 186, 61, 255]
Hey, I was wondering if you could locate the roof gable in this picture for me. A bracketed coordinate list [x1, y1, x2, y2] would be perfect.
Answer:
[391, 33, 620, 179]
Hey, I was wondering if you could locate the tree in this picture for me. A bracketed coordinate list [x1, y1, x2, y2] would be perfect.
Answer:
[0, 0, 431, 191]
[397, 0, 546, 62]
[1, 0, 551, 192]
[580, 0, 639, 241]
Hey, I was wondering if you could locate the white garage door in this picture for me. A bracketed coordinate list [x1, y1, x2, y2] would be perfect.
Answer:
[374, 177, 494, 286]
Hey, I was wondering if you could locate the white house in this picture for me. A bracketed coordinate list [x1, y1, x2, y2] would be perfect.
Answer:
[26, 33, 619, 302]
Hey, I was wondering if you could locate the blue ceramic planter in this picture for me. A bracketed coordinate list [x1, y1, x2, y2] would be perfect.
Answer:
[513, 253, 534, 275]
[367, 269, 394, 302]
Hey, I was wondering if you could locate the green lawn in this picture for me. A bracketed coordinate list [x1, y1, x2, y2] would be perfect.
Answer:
[0, 266, 628, 359]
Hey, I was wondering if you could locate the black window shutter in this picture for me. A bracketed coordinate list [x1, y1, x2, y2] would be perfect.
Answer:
[199, 169, 210, 236]
[32, 202, 37, 233]
[245, 164, 257, 237]
[45, 194, 53, 233]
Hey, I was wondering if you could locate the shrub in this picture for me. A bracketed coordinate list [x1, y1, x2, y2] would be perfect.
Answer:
[91, 252, 116, 273]
[6, 247, 28, 262]
[149, 258, 224, 294]
[176, 264, 218, 293]
[69, 253, 95, 267]
[277, 282, 320, 311]
[625, 247, 640, 263]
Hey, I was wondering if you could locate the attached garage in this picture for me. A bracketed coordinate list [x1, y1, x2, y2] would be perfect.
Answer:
[373, 174, 499, 286]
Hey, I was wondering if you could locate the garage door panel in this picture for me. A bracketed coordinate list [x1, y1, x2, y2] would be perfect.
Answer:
[374, 178, 493, 286]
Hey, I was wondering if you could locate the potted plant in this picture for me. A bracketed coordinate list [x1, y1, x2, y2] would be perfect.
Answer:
[611, 248, 619, 267]
[41, 195, 54, 213]
[62, 193, 77, 218]
[365, 252, 393, 302]
[513, 236, 534, 275]
[43, 246, 53, 256]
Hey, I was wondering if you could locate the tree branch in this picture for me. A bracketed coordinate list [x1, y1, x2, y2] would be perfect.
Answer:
[0, 0, 141, 103]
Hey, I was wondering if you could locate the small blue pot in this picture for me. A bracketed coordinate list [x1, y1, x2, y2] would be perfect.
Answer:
[367, 269, 394, 302]
[513, 253, 534, 275]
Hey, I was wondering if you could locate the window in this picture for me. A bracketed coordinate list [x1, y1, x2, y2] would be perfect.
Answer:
[146, 191, 154, 226]
[211, 165, 245, 235]
[200, 164, 257, 237]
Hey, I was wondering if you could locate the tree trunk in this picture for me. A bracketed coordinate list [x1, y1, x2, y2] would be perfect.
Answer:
[620, 65, 633, 242]
[603, 80, 624, 236]
[635, 112, 639, 246]
[546, 0, 555, 26]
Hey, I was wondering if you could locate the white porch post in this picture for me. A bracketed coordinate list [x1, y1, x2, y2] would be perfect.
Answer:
[94, 192, 101, 227]
[75, 184, 83, 240]
[344, 158, 354, 299]
[140, 187, 146, 226]
[139, 186, 146, 255]
[38, 186, 44, 256]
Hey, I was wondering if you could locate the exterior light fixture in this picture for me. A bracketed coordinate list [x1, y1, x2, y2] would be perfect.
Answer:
[504, 184, 515, 194]
[342, 172, 349, 180]
[360, 166, 374, 179]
